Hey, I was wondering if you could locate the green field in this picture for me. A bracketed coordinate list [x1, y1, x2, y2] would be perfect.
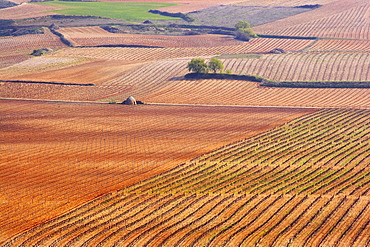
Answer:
[32, 1, 179, 20]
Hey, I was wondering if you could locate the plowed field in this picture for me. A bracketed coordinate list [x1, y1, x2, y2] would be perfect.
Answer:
[236, 0, 337, 7]
[0, 3, 60, 19]
[307, 39, 370, 52]
[0, 99, 313, 243]
[58, 27, 243, 48]
[254, 0, 370, 39]
[2, 52, 369, 108]
[4, 108, 369, 246]
[0, 28, 67, 69]
[44, 37, 312, 60]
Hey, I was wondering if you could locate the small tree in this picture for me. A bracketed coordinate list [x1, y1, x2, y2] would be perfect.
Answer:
[187, 58, 208, 74]
[235, 21, 250, 29]
[208, 58, 224, 73]
[235, 21, 257, 41]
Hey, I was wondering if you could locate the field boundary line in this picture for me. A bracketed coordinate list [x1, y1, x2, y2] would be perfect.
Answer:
[2, 98, 369, 109]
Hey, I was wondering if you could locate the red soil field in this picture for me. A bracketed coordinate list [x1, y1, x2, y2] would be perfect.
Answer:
[254, 0, 370, 40]
[307, 39, 370, 52]
[59, 26, 243, 48]
[219, 52, 370, 82]
[43, 37, 312, 60]
[88, 0, 242, 13]
[1, 59, 146, 85]
[236, 0, 338, 7]
[0, 99, 314, 243]
[0, 3, 60, 19]
[2, 52, 369, 108]
[0, 28, 67, 69]
[3, 108, 368, 246]
[139, 79, 370, 109]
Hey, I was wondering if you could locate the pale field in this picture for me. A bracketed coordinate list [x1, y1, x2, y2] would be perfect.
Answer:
[1, 52, 369, 108]
[254, 0, 370, 39]
[0, 28, 66, 69]
[0, 3, 61, 19]
[58, 26, 243, 48]
[306, 39, 370, 52]
[236, 0, 338, 7]
[0, 99, 314, 243]
[46, 37, 311, 59]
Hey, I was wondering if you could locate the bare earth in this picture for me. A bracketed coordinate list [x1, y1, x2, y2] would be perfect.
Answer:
[0, 99, 314, 242]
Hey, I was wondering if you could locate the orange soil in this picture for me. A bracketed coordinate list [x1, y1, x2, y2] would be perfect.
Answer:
[138, 79, 370, 109]
[307, 39, 370, 52]
[0, 99, 315, 242]
[87, 0, 242, 13]
[0, 28, 67, 69]
[1, 59, 146, 85]
[236, 0, 337, 7]
[2, 52, 369, 108]
[42, 38, 312, 61]
[59, 26, 243, 48]
[0, 3, 60, 19]
[254, 0, 370, 39]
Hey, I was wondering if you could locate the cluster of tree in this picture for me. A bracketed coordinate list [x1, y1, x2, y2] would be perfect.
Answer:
[234, 21, 257, 41]
[187, 58, 225, 74]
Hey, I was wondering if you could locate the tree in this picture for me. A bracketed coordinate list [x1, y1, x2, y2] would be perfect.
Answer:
[235, 21, 257, 41]
[208, 58, 224, 73]
[187, 58, 208, 74]
[235, 21, 250, 29]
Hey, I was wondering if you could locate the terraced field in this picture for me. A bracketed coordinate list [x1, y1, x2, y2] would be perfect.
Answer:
[4, 108, 369, 246]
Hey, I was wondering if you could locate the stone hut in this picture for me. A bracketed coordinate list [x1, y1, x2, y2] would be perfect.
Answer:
[122, 96, 137, 105]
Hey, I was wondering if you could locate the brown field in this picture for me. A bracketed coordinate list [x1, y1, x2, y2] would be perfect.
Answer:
[30, 37, 312, 62]
[0, 28, 67, 69]
[220, 52, 370, 82]
[254, 0, 370, 39]
[236, 0, 338, 7]
[1, 52, 369, 108]
[3, 108, 369, 246]
[58, 27, 243, 48]
[0, 99, 314, 243]
[139, 79, 370, 109]
[0, 3, 61, 19]
[87, 0, 243, 13]
[1, 0, 370, 245]
[1, 59, 145, 85]
[307, 39, 370, 52]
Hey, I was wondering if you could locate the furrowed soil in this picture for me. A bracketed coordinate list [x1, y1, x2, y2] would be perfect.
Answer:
[254, 0, 370, 39]
[0, 3, 61, 19]
[57, 26, 242, 48]
[1, 0, 370, 245]
[2, 108, 369, 247]
[0, 28, 67, 69]
[0, 99, 314, 243]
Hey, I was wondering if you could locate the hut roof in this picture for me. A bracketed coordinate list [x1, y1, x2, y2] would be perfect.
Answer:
[123, 96, 137, 105]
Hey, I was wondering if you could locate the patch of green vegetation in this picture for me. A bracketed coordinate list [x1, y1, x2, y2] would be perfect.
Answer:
[31, 1, 180, 21]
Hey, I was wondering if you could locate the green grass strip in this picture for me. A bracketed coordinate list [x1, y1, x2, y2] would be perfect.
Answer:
[32, 1, 179, 20]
